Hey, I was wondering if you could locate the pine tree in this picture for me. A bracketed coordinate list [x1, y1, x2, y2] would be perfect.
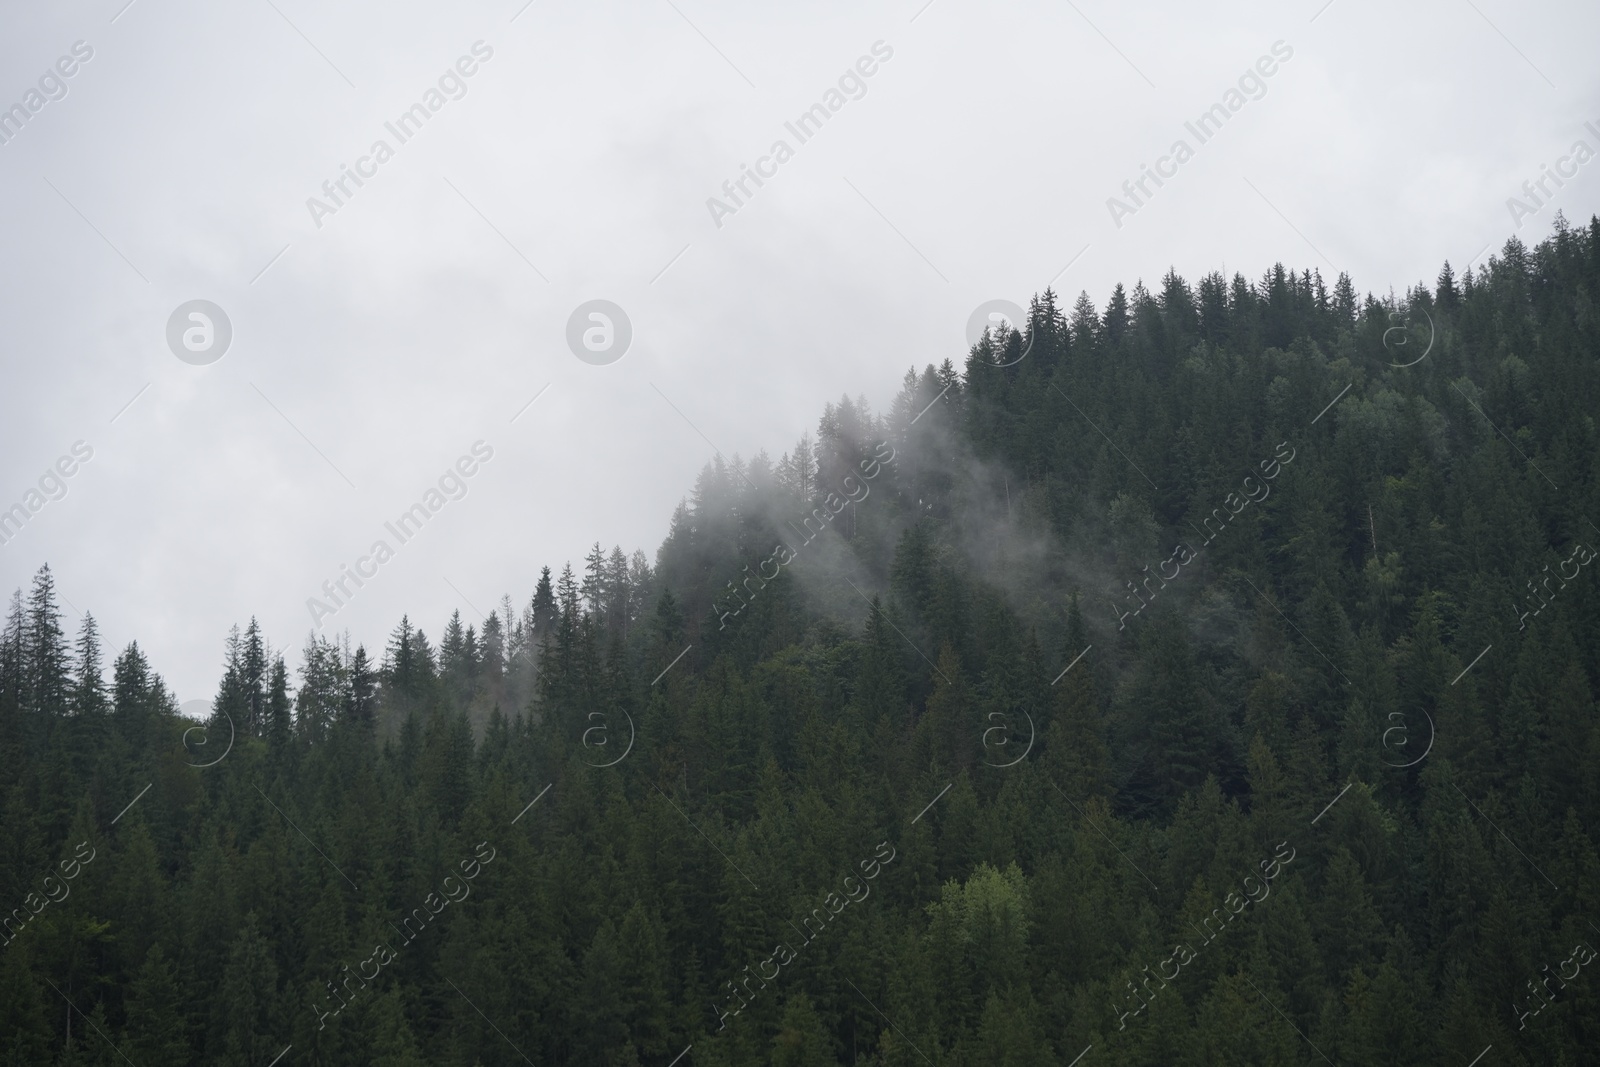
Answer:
[216, 915, 281, 1067]
[479, 612, 504, 704]
[1436, 259, 1459, 310]
[69, 613, 108, 718]
[855, 597, 907, 728]
[771, 991, 835, 1067]
[346, 646, 375, 726]
[125, 945, 194, 1064]
[382, 615, 428, 706]
[112, 641, 159, 755]
[296, 635, 346, 744]
[0, 591, 26, 758]
[26, 564, 69, 714]
[529, 566, 558, 645]
[0, 942, 54, 1066]
[1102, 283, 1129, 345]
[266, 657, 292, 746]
[582, 542, 608, 617]
[241, 617, 267, 737]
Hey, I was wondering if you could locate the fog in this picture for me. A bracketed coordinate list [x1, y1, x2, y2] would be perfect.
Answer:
[1, 0, 1595, 703]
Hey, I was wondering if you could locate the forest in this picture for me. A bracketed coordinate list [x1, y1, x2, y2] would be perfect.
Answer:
[2, 214, 1598, 1065]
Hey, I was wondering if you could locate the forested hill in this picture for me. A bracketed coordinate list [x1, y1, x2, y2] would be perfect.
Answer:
[4, 216, 1599, 1065]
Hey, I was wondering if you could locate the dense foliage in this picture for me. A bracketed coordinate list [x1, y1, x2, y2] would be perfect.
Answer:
[3, 216, 1599, 1065]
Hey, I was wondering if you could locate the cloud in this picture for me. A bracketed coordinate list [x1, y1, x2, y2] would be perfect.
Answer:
[0, 0, 1597, 699]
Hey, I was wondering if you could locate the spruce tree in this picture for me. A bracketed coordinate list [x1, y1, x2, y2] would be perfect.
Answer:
[26, 565, 68, 715]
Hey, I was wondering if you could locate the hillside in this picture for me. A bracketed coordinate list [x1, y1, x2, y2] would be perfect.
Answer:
[3, 216, 1599, 1065]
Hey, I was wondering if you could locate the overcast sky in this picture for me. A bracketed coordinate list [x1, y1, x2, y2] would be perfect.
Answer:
[1, 0, 1596, 706]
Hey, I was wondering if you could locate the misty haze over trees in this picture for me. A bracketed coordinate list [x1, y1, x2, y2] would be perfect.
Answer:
[4, 217, 1599, 1064]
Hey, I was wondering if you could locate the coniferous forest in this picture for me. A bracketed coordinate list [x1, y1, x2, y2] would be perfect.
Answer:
[5, 217, 1600, 1066]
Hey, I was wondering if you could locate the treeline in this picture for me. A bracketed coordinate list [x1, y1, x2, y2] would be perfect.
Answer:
[1, 216, 1598, 1065]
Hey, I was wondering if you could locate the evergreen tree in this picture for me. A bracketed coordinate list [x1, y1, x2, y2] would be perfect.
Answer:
[0, 219, 1595, 1064]
[265, 657, 292, 747]
[216, 915, 281, 1067]
[124, 945, 193, 1064]
[346, 645, 375, 726]
[68, 613, 107, 718]
[26, 565, 69, 715]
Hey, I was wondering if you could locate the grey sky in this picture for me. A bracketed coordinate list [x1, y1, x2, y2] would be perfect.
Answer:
[1, 0, 1596, 705]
